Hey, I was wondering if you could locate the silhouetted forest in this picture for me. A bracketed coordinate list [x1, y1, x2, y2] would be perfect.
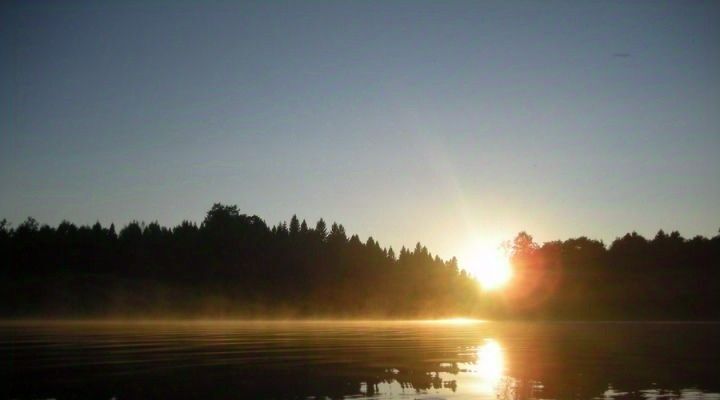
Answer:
[506, 230, 720, 320]
[1, 204, 719, 319]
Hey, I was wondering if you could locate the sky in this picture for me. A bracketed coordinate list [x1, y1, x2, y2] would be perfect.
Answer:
[1, 0, 719, 265]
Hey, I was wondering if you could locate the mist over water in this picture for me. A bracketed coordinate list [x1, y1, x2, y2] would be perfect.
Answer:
[3, 320, 719, 399]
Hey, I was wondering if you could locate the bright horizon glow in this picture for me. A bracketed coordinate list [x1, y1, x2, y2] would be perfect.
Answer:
[460, 239, 513, 290]
[424, 317, 485, 325]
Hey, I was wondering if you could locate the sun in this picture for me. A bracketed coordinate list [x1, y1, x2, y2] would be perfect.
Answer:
[460, 240, 512, 290]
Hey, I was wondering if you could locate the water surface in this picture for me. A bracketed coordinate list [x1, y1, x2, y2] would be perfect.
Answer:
[2, 321, 719, 399]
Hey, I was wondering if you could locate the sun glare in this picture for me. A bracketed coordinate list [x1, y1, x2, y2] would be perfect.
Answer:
[461, 240, 512, 290]
[461, 339, 506, 395]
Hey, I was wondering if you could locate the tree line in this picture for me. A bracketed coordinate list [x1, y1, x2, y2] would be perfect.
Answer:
[0, 204, 478, 317]
[504, 230, 720, 319]
[1, 204, 718, 319]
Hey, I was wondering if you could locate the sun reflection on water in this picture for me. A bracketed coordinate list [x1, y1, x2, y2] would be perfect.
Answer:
[468, 339, 506, 395]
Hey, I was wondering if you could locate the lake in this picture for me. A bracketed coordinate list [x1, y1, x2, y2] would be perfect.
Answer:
[2, 320, 719, 399]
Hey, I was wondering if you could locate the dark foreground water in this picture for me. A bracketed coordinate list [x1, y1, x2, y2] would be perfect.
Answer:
[1, 321, 719, 400]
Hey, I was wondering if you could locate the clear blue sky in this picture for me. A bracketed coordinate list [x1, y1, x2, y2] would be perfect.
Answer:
[1, 1, 719, 263]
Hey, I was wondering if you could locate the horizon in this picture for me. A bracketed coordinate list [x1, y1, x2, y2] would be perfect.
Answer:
[3, 201, 718, 320]
[2, 205, 717, 275]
